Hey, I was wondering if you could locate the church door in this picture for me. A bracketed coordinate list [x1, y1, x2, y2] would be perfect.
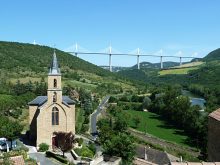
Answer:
[52, 137, 57, 148]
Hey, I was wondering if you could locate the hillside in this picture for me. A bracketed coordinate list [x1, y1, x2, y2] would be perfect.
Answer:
[203, 48, 220, 61]
[118, 59, 220, 89]
[132, 61, 183, 69]
[0, 41, 136, 93]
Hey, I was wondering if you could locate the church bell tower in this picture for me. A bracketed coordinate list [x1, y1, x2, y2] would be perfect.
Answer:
[47, 50, 62, 104]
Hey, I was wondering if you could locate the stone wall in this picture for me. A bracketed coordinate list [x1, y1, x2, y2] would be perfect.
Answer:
[208, 116, 220, 161]
[36, 102, 75, 147]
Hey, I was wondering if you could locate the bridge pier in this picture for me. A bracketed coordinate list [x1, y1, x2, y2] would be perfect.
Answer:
[160, 56, 163, 69]
[109, 54, 112, 72]
[137, 55, 140, 69]
[180, 57, 182, 66]
[137, 48, 140, 69]
[75, 43, 78, 57]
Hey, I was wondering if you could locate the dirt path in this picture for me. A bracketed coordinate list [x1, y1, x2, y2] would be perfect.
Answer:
[129, 128, 200, 158]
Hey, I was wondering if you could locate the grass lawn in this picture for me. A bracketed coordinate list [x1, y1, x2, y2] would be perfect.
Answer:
[159, 67, 199, 75]
[125, 110, 190, 147]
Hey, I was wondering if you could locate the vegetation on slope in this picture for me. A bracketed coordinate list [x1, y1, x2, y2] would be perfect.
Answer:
[0, 41, 109, 77]
[203, 48, 220, 61]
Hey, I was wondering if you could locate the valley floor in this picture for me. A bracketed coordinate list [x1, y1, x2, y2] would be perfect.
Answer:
[125, 110, 196, 148]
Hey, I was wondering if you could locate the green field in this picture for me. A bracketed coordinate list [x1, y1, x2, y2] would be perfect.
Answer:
[159, 67, 199, 75]
[159, 62, 204, 75]
[125, 110, 190, 146]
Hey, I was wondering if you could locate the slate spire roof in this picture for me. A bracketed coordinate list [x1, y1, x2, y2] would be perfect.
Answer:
[49, 50, 61, 75]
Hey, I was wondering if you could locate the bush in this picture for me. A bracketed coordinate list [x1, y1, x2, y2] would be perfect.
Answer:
[25, 157, 37, 165]
[81, 124, 89, 133]
[88, 142, 96, 155]
[38, 143, 49, 152]
[75, 137, 83, 146]
[74, 145, 94, 158]
[109, 96, 117, 103]
[3, 150, 27, 160]
[46, 151, 68, 164]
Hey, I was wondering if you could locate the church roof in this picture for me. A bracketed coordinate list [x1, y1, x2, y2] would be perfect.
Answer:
[49, 50, 61, 75]
[28, 96, 75, 106]
[209, 108, 220, 121]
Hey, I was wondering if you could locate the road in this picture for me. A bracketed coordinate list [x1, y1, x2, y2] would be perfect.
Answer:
[29, 153, 60, 165]
[90, 96, 110, 135]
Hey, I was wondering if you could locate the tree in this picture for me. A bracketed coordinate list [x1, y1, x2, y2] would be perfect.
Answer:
[114, 114, 128, 132]
[0, 117, 23, 150]
[53, 131, 75, 157]
[133, 116, 141, 128]
[97, 108, 135, 164]
[103, 132, 135, 164]
[142, 97, 151, 110]
[84, 99, 93, 116]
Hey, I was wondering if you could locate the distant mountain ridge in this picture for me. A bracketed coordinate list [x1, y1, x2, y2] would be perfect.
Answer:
[100, 61, 186, 72]
[131, 61, 184, 69]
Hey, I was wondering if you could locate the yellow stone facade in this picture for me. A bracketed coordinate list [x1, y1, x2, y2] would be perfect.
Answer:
[29, 52, 75, 148]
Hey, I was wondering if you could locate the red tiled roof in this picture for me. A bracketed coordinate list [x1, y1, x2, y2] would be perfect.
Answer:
[10, 155, 25, 165]
[209, 108, 220, 121]
[171, 163, 220, 165]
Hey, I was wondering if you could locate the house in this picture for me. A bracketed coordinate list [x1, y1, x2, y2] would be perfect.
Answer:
[208, 107, 220, 161]
[28, 51, 76, 148]
[135, 145, 170, 165]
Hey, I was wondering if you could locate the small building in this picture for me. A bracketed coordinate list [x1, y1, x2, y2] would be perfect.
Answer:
[135, 145, 170, 165]
[208, 108, 220, 161]
[28, 51, 76, 148]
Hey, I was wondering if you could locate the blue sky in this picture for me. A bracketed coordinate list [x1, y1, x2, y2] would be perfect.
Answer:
[0, 0, 219, 66]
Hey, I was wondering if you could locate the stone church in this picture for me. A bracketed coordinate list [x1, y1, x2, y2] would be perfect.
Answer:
[28, 51, 75, 148]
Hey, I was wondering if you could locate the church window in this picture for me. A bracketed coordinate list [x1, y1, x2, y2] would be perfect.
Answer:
[53, 92, 57, 102]
[52, 107, 59, 125]
[54, 79, 57, 88]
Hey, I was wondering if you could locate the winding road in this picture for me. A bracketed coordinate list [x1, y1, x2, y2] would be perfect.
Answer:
[90, 96, 110, 135]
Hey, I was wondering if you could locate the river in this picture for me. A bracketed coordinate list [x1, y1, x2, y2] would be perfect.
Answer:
[182, 90, 206, 110]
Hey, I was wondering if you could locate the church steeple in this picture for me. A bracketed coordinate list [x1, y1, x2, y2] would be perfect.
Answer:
[47, 50, 62, 104]
[49, 50, 61, 75]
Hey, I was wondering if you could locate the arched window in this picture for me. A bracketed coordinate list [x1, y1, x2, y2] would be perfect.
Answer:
[52, 107, 59, 125]
[53, 92, 57, 102]
[54, 79, 57, 88]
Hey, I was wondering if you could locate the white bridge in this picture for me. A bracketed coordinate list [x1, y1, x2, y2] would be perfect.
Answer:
[66, 44, 201, 72]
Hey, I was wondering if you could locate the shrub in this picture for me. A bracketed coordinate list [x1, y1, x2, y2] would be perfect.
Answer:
[81, 149, 94, 158]
[3, 150, 27, 160]
[25, 157, 37, 165]
[81, 124, 89, 133]
[75, 137, 83, 146]
[38, 143, 49, 152]
[46, 151, 68, 164]
[88, 142, 96, 155]
[74, 145, 94, 158]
